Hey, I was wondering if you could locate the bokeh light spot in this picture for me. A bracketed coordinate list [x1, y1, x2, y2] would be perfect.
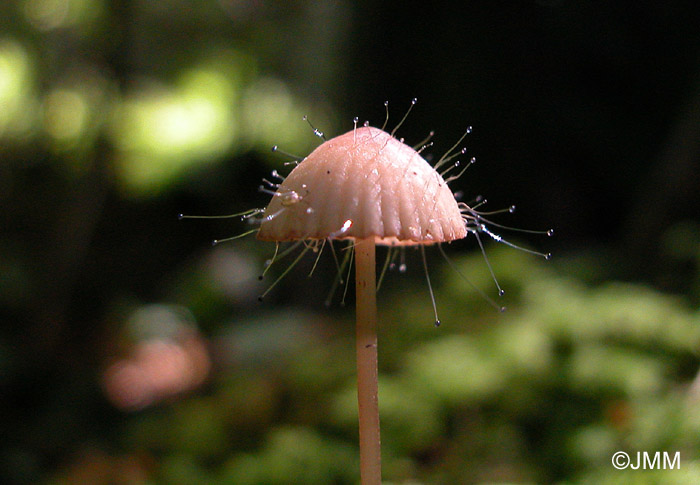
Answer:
[111, 66, 240, 195]
[0, 39, 38, 139]
[23, 0, 103, 32]
[43, 88, 89, 142]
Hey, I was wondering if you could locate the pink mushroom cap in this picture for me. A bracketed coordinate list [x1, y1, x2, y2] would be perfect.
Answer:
[257, 126, 467, 246]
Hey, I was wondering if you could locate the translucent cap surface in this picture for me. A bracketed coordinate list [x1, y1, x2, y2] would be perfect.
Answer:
[257, 126, 467, 246]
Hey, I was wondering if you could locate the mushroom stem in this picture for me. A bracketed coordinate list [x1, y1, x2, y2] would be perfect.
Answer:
[354, 238, 381, 484]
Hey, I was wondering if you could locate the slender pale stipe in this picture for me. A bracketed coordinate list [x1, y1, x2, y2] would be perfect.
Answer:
[354, 239, 381, 484]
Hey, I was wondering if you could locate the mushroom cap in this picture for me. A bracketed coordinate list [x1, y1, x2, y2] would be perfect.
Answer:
[257, 126, 467, 246]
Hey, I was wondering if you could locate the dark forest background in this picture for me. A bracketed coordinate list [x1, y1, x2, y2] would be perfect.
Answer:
[2, 1, 700, 483]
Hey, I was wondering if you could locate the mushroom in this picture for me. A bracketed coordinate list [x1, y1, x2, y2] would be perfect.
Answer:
[257, 124, 468, 484]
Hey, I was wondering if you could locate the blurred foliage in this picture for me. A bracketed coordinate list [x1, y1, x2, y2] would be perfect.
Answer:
[1, 0, 700, 484]
[32, 248, 700, 484]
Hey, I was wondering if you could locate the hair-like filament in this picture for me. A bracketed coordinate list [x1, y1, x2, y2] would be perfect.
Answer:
[178, 208, 264, 221]
[307, 239, 326, 277]
[433, 126, 472, 172]
[444, 157, 476, 184]
[303, 115, 326, 141]
[272, 145, 304, 165]
[258, 244, 311, 301]
[328, 239, 344, 285]
[460, 202, 553, 260]
[212, 228, 259, 245]
[438, 244, 505, 312]
[380, 101, 390, 131]
[413, 130, 435, 152]
[376, 246, 395, 292]
[259, 239, 306, 280]
[260, 242, 280, 280]
[340, 242, 355, 307]
[390, 98, 417, 137]
[324, 240, 353, 307]
[471, 228, 505, 296]
[420, 245, 441, 327]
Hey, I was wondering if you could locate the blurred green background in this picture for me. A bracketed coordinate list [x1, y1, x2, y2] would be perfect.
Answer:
[2, 1, 700, 483]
